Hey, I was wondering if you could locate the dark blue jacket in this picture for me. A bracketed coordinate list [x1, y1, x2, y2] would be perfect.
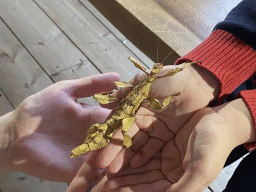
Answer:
[214, 0, 256, 103]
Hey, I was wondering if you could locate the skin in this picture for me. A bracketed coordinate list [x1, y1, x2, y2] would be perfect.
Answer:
[70, 62, 165, 158]
[105, 98, 255, 192]
[67, 63, 220, 191]
[67, 63, 255, 192]
[96, 63, 220, 170]
[0, 72, 120, 183]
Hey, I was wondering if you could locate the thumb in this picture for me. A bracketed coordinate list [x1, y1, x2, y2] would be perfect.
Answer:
[67, 151, 99, 192]
[65, 72, 120, 98]
[166, 163, 213, 192]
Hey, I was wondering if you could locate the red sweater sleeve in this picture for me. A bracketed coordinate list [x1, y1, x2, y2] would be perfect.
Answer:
[175, 29, 256, 151]
[237, 91, 256, 151]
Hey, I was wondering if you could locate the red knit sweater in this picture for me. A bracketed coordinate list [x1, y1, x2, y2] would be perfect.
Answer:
[175, 29, 256, 151]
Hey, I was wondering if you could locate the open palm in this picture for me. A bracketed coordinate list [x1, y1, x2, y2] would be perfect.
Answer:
[66, 63, 221, 191]
[6, 73, 120, 183]
[105, 107, 237, 192]
[96, 63, 219, 169]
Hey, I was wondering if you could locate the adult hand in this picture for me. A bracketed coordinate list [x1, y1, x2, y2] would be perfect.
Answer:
[105, 98, 255, 192]
[3, 72, 120, 183]
[67, 151, 107, 192]
[96, 63, 220, 170]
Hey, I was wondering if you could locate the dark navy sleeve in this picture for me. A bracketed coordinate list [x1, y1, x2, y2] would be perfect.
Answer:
[214, 0, 256, 50]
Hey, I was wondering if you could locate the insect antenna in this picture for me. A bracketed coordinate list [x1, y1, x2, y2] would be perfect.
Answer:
[157, 47, 159, 63]
[161, 50, 174, 65]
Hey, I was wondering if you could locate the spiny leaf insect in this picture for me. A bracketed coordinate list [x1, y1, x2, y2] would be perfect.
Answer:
[70, 55, 199, 158]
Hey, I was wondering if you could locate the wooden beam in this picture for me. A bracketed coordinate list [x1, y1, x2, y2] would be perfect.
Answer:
[89, 0, 241, 66]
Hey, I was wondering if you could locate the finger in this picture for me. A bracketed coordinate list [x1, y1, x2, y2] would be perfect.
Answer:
[100, 72, 148, 109]
[131, 137, 165, 168]
[96, 123, 139, 168]
[161, 140, 183, 184]
[90, 173, 108, 192]
[107, 158, 161, 179]
[105, 170, 165, 190]
[165, 163, 209, 192]
[64, 72, 120, 98]
[100, 101, 120, 110]
[131, 130, 149, 152]
[130, 115, 174, 168]
[107, 130, 149, 174]
[107, 146, 135, 174]
[135, 113, 175, 142]
[66, 151, 99, 192]
[109, 180, 171, 192]
[197, 185, 210, 192]
[79, 104, 111, 121]
[113, 71, 148, 98]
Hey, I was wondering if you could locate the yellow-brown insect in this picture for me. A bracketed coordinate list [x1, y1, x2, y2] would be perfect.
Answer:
[70, 57, 197, 158]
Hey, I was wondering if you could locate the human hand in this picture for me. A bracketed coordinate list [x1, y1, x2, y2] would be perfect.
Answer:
[4, 73, 120, 182]
[105, 98, 255, 192]
[67, 151, 107, 192]
[96, 63, 220, 170]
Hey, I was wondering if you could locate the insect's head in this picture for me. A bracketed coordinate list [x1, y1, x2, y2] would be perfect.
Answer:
[151, 63, 163, 74]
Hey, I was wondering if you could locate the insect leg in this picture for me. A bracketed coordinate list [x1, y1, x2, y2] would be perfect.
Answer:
[148, 92, 180, 110]
[114, 81, 134, 88]
[128, 57, 148, 75]
[121, 116, 135, 148]
[157, 61, 199, 78]
[70, 142, 90, 158]
[93, 92, 120, 104]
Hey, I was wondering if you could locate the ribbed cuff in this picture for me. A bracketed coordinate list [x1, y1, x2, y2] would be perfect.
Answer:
[175, 29, 256, 105]
[236, 90, 256, 151]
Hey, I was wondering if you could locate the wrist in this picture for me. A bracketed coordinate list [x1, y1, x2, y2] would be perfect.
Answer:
[188, 63, 220, 103]
[213, 98, 256, 146]
[0, 111, 16, 174]
[176, 30, 256, 105]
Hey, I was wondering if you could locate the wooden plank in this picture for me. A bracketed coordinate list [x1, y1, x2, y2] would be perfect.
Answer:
[154, 0, 242, 41]
[51, 60, 101, 105]
[0, 89, 14, 116]
[37, 180, 68, 192]
[115, 0, 202, 57]
[0, 171, 41, 192]
[0, 0, 89, 76]
[89, 0, 241, 63]
[0, 19, 53, 108]
[0, 18, 69, 191]
[0, 171, 68, 192]
[79, 0, 155, 67]
[34, 0, 149, 81]
[88, 0, 184, 65]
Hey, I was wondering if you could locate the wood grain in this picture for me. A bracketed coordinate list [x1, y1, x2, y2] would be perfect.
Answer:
[79, 0, 155, 68]
[0, 89, 14, 116]
[34, 0, 148, 81]
[156, 0, 242, 40]
[51, 60, 100, 105]
[90, 0, 242, 64]
[0, 19, 53, 108]
[0, 171, 41, 192]
[0, 171, 68, 192]
[0, 0, 88, 76]
[0, 0, 242, 191]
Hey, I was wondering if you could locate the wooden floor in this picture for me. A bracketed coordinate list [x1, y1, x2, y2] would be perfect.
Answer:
[0, 0, 246, 191]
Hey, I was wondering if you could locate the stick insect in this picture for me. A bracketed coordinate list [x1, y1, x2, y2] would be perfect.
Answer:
[70, 57, 198, 158]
